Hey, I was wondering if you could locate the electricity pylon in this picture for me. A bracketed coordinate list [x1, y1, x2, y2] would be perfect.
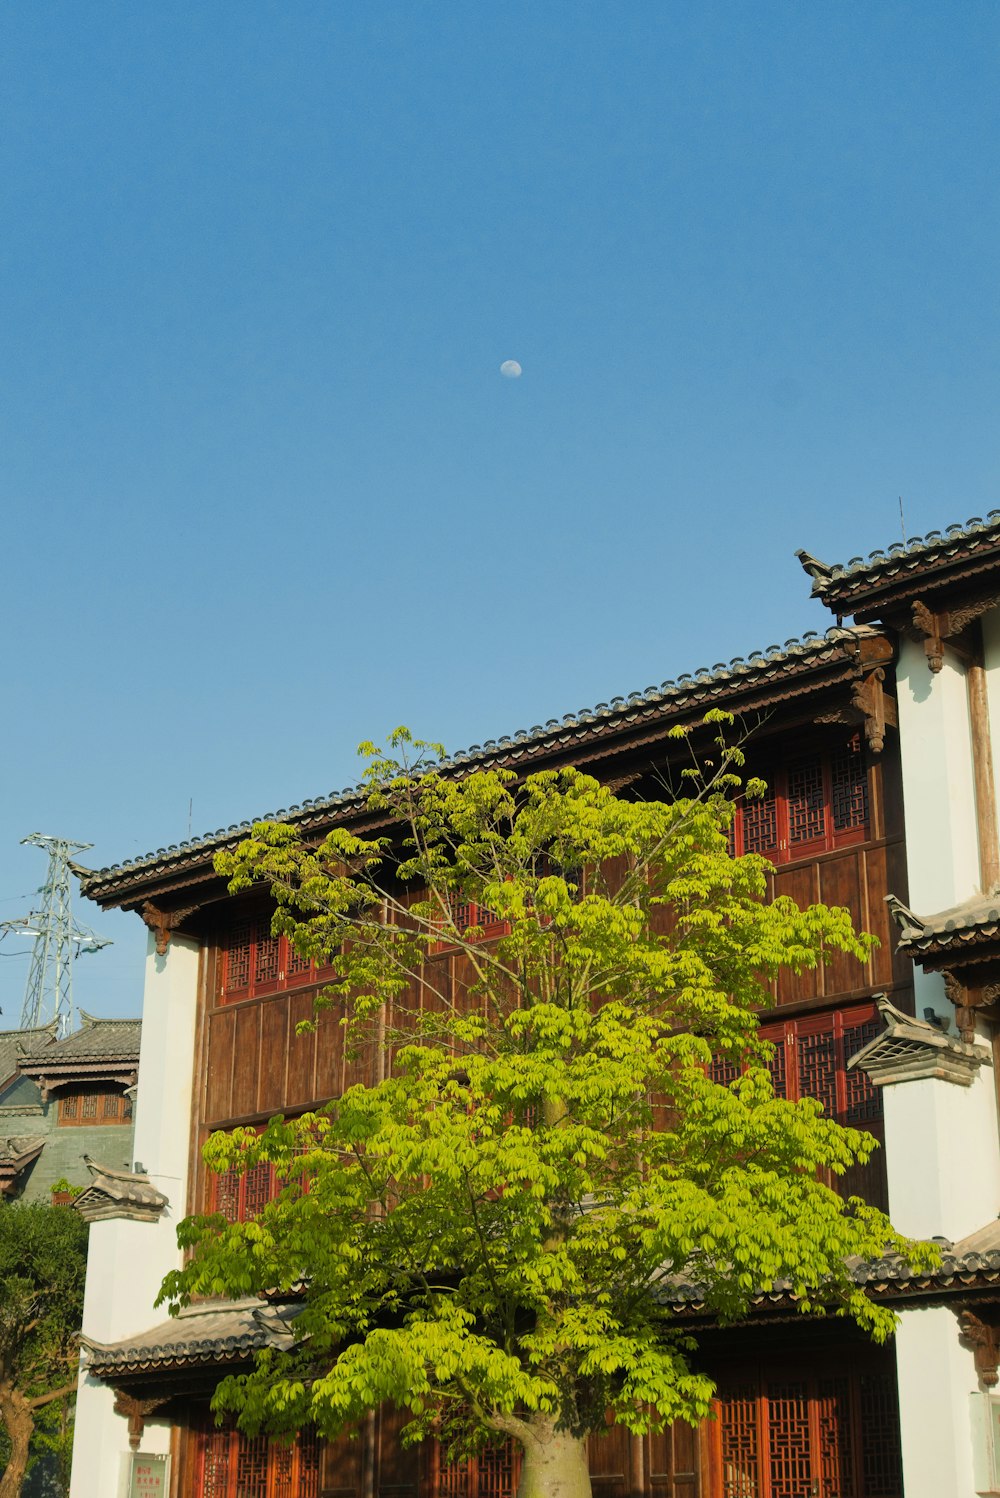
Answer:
[0, 835, 111, 1036]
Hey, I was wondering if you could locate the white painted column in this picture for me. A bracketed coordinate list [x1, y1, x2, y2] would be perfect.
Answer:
[980, 609, 1000, 858]
[895, 633, 980, 1022]
[69, 933, 200, 1498]
[880, 1030, 1000, 1244]
[895, 1305, 980, 1498]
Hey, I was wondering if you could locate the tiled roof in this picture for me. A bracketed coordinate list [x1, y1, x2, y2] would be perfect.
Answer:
[33, 1012, 141, 1062]
[660, 1232, 1000, 1315]
[885, 890, 1000, 957]
[82, 1298, 298, 1376]
[800, 511, 1000, 617]
[0, 1136, 45, 1170]
[80, 625, 881, 906]
[0, 1024, 57, 1086]
[73, 1157, 168, 1223]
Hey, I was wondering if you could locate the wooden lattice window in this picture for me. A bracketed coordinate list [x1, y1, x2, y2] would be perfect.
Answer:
[196, 1429, 320, 1498]
[434, 898, 510, 952]
[210, 1130, 315, 1222]
[57, 1086, 131, 1127]
[729, 735, 870, 865]
[219, 915, 329, 1002]
[213, 1158, 279, 1223]
[709, 1000, 887, 1209]
[437, 1440, 518, 1498]
[715, 1359, 902, 1498]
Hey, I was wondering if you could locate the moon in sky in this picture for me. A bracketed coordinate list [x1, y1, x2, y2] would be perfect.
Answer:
[500, 360, 522, 378]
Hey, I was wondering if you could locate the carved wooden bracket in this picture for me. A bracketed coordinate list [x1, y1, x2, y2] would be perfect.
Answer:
[852, 667, 896, 754]
[113, 1390, 167, 1448]
[912, 595, 1000, 673]
[942, 970, 980, 1045]
[814, 667, 897, 754]
[140, 901, 199, 956]
[960, 1310, 1000, 1386]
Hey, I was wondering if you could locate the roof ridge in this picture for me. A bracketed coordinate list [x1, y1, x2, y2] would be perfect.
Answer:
[813, 510, 1000, 586]
[86, 624, 873, 882]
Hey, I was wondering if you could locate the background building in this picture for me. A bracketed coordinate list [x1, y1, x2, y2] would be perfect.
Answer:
[0, 1013, 140, 1204]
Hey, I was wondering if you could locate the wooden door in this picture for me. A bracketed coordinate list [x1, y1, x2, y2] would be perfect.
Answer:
[710, 1361, 902, 1498]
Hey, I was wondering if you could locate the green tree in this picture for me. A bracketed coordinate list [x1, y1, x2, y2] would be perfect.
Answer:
[0, 1203, 87, 1498]
[163, 727, 931, 1498]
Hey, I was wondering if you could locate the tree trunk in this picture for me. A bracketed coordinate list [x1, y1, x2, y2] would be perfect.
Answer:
[0, 1381, 34, 1498]
[516, 1419, 592, 1498]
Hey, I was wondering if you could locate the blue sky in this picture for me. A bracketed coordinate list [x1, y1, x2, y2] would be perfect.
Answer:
[1, 3, 998, 1021]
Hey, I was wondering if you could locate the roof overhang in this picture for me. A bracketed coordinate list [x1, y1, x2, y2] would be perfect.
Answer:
[80, 626, 896, 912]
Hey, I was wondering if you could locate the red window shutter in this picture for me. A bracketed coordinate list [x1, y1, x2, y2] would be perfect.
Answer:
[284, 937, 311, 979]
[253, 919, 280, 987]
[243, 1161, 273, 1219]
[764, 1381, 812, 1498]
[226, 920, 253, 993]
[717, 1386, 760, 1498]
[831, 733, 869, 833]
[786, 755, 826, 849]
[235, 1432, 269, 1498]
[201, 1430, 231, 1498]
[215, 1167, 240, 1223]
[742, 784, 779, 855]
[795, 1025, 839, 1119]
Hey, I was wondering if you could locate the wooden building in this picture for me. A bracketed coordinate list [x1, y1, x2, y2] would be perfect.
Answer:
[68, 511, 1000, 1498]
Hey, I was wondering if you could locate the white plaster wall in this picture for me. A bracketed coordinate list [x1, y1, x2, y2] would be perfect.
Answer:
[896, 635, 981, 1023]
[881, 1039, 1000, 1243]
[69, 933, 200, 1498]
[895, 1305, 979, 1498]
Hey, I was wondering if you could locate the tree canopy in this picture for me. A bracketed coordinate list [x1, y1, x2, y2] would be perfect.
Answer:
[162, 725, 931, 1498]
[0, 1202, 88, 1498]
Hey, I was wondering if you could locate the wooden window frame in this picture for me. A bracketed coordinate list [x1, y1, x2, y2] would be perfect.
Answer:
[218, 916, 335, 1004]
[57, 1086, 131, 1128]
[709, 1000, 886, 1209]
[729, 734, 870, 866]
[712, 1355, 902, 1498]
[197, 1426, 320, 1498]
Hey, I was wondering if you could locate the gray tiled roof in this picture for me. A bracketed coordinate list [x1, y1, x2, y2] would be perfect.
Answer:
[0, 1024, 58, 1086]
[660, 1223, 1000, 1313]
[80, 624, 879, 901]
[82, 1298, 298, 1375]
[0, 1136, 45, 1169]
[885, 890, 1000, 955]
[34, 1012, 141, 1062]
[800, 511, 1000, 606]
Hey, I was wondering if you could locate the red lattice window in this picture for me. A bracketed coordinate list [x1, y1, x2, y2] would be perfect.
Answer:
[787, 759, 826, 848]
[767, 1382, 812, 1498]
[742, 784, 779, 855]
[219, 915, 330, 1002]
[209, 1130, 315, 1222]
[57, 1087, 130, 1127]
[437, 1441, 518, 1498]
[708, 1001, 887, 1208]
[433, 898, 510, 952]
[715, 1359, 902, 1498]
[196, 1429, 321, 1498]
[718, 1385, 759, 1498]
[832, 736, 869, 833]
[730, 736, 870, 865]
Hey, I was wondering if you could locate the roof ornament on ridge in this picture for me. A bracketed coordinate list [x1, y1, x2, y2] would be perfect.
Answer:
[73, 1157, 169, 1224]
[848, 994, 989, 1087]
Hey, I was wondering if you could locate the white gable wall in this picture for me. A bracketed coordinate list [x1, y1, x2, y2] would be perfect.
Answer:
[69, 933, 200, 1498]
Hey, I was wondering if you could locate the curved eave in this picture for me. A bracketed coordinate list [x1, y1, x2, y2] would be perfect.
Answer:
[80, 631, 885, 912]
[812, 527, 1000, 622]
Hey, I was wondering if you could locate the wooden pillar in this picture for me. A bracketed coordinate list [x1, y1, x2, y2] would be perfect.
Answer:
[967, 638, 1000, 891]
